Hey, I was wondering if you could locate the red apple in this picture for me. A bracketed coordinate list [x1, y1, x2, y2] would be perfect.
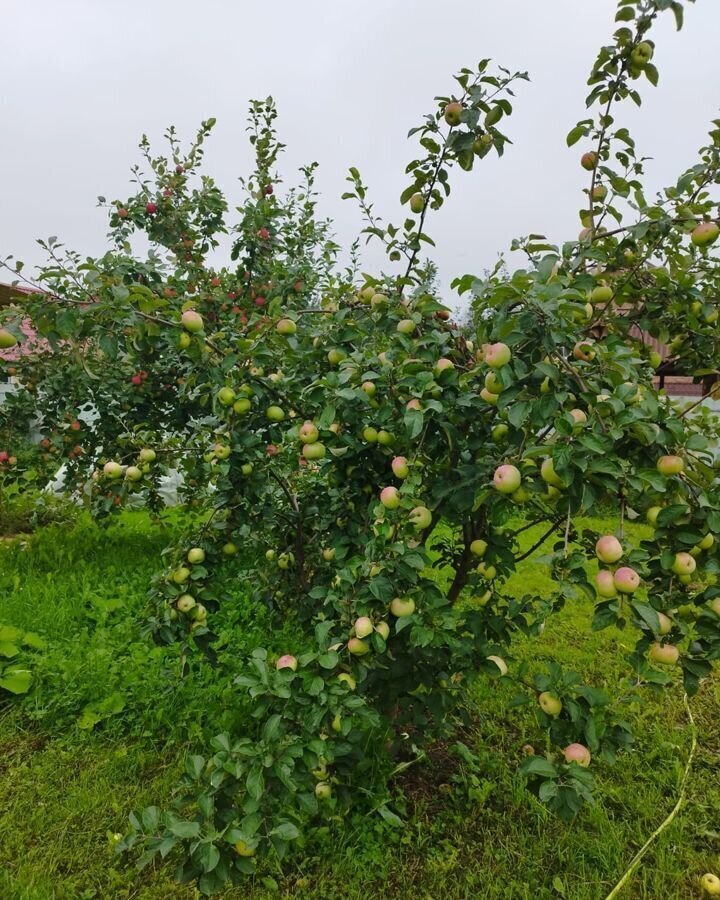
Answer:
[564, 743, 591, 766]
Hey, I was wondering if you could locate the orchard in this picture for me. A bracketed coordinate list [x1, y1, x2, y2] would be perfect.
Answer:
[1, 0, 720, 895]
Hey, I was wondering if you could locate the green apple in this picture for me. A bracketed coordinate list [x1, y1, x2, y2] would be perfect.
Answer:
[266, 405, 285, 422]
[348, 637, 370, 656]
[648, 642, 679, 665]
[380, 486, 400, 509]
[217, 387, 236, 406]
[377, 430, 394, 446]
[276, 317, 297, 335]
[302, 442, 326, 461]
[103, 461, 123, 479]
[363, 426, 378, 443]
[187, 547, 205, 564]
[444, 101, 463, 126]
[181, 309, 203, 332]
[390, 596, 415, 617]
[124, 465, 142, 482]
[177, 594, 196, 613]
[409, 506, 432, 529]
[171, 567, 191, 584]
[337, 672, 356, 690]
[409, 193, 424, 214]
[138, 448, 156, 463]
[222, 542, 238, 556]
[375, 621, 390, 641]
[233, 398, 251, 414]
[470, 539, 488, 558]
[538, 692, 562, 717]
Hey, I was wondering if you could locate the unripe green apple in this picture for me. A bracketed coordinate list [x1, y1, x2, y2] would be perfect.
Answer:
[573, 340, 595, 362]
[630, 41, 653, 67]
[377, 430, 394, 446]
[444, 101, 463, 126]
[0, 328, 18, 349]
[370, 292, 388, 309]
[222, 542, 238, 556]
[591, 184, 608, 202]
[139, 448, 156, 463]
[302, 442, 326, 461]
[187, 547, 205, 564]
[276, 317, 297, 335]
[538, 692, 562, 717]
[171, 567, 191, 584]
[363, 426, 378, 443]
[480, 388, 499, 405]
[390, 596, 415, 617]
[348, 637, 370, 656]
[396, 318, 415, 335]
[375, 620, 390, 641]
[484, 371, 504, 394]
[596, 535, 623, 564]
[700, 874, 720, 897]
[380, 486, 400, 509]
[392, 456, 409, 479]
[327, 349, 346, 365]
[322, 547, 336, 562]
[409, 193, 424, 214]
[181, 309, 203, 332]
[648, 642, 679, 665]
[354, 616, 374, 639]
[646, 506, 662, 525]
[540, 458, 563, 488]
[493, 464, 521, 494]
[241, 463, 253, 476]
[177, 594, 196, 613]
[470, 539, 488, 558]
[338, 672, 356, 690]
[361, 381, 376, 397]
[698, 533, 714, 551]
[214, 443, 231, 460]
[591, 284, 613, 304]
[409, 506, 432, 529]
[103, 461, 123, 479]
[331, 714, 342, 733]
[315, 781, 332, 800]
[265, 549, 276, 561]
[709, 598, 720, 616]
[217, 387, 236, 406]
[671, 552, 696, 576]
[492, 424, 509, 443]
[266, 405, 285, 422]
[124, 465, 142, 482]
[656, 612, 673, 636]
[485, 342, 511, 368]
[234, 840, 256, 857]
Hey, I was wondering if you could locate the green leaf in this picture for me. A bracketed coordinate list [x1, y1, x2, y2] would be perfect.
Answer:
[269, 822, 300, 841]
[0, 668, 32, 694]
[169, 819, 201, 839]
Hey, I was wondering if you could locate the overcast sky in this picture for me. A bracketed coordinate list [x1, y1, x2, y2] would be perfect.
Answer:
[2, 1, 718, 309]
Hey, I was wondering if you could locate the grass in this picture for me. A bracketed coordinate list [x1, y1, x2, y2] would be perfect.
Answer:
[0, 512, 718, 899]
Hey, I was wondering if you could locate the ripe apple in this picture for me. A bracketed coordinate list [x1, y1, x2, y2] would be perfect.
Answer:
[361, 381, 376, 397]
[595, 570, 616, 598]
[564, 743, 591, 766]
[187, 547, 205, 564]
[181, 310, 203, 332]
[217, 387, 236, 406]
[595, 535, 623, 564]
[375, 621, 390, 641]
[657, 455, 684, 476]
[392, 456, 409, 479]
[103, 461, 123, 479]
[117, 207, 129, 219]
[444, 101, 463, 126]
[171, 567, 191, 585]
[569, 409, 587, 426]
[700, 874, 720, 897]
[648, 642, 679, 665]
[434, 357, 455, 376]
[580, 151, 598, 171]
[540, 458, 563, 488]
[233, 398, 251, 414]
[380, 486, 400, 509]
[487, 655, 508, 676]
[338, 673, 356, 690]
[485, 342, 511, 368]
[124, 465, 142, 482]
[409, 193, 424, 214]
[222, 542, 238, 556]
[409, 506, 432, 529]
[302, 442, 326, 461]
[276, 654, 298, 671]
[572, 340, 595, 362]
[315, 781, 332, 800]
[538, 692, 562, 717]
[614, 566, 640, 594]
[348, 637, 370, 656]
[406, 399, 422, 411]
[354, 616, 374, 639]
[493, 464, 521, 494]
[396, 319, 415, 335]
[390, 596, 415, 617]
[139, 448, 156, 463]
[322, 548, 336, 562]
[276, 318, 297, 335]
[671, 552, 696, 576]
[646, 506, 662, 525]
[691, 221, 719, 247]
[145, 201, 157, 214]
[470, 539, 488, 558]
[177, 594, 196, 613]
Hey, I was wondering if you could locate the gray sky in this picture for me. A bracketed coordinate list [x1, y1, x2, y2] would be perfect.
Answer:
[2, 1, 718, 308]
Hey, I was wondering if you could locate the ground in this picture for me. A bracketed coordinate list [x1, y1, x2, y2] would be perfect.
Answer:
[0, 512, 718, 899]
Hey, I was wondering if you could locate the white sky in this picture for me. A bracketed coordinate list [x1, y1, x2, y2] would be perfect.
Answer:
[1, 1, 718, 308]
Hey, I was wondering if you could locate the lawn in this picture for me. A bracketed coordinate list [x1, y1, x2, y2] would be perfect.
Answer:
[0, 512, 718, 899]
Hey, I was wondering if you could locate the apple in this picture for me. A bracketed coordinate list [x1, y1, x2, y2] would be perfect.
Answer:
[591, 284, 613, 304]
[276, 654, 298, 671]
[139, 448, 156, 463]
[396, 318, 415, 335]
[671, 552, 696, 576]
[591, 184, 608, 202]
[646, 506, 662, 525]
[375, 621, 390, 641]
[329, 422, 341, 435]
[564, 743, 591, 766]
[103, 461, 123, 479]
[709, 598, 720, 616]
[380, 486, 400, 509]
[124, 465, 142, 482]
[478, 563, 497, 580]
[187, 547, 205, 564]
[492, 424, 509, 442]
[406, 399, 422, 411]
[614, 566, 640, 594]
[444, 101, 463, 126]
[434, 358, 455, 376]
[171, 567, 191, 584]
[363, 426, 378, 443]
[222, 542, 238, 556]
[234, 840, 256, 857]
[538, 692, 563, 717]
[354, 616, 374, 639]
[145, 201, 157, 214]
[484, 371, 504, 394]
[348, 637, 370, 656]
[392, 456, 409, 479]
[470, 539, 488, 558]
[595, 570, 616, 598]
[377, 430, 394, 446]
[241, 463, 253, 475]
[181, 310, 203, 332]
[569, 409, 587, 426]
[266, 405, 285, 422]
[487, 655, 508, 676]
[409, 506, 432, 529]
[315, 781, 332, 800]
[493, 464, 521, 494]
[327, 349, 346, 365]
[322, 548, 336, 562]
[485, 342, 511, 368]
[698, 533, 714, 551]
[480, 388, 498, 405]
[656, 612, 673, 635]
[302, 442, 326, 461]
[361, 381, 376, 397]
[390, 597, 415, 617]
[265, 550, 276, 561]
[214, 443, 231, 460]
[217, 387, 236, 406]
[630, 40, 653, 66]
[595, 535, 623, 564]
[331, 714, 342, 733]
[572, 340, 595, 362]
[648, 642, 679, 665]
[409, 193, 424, 214]
[233, 398, 251, 415]
[540, 458, 563, 488]
[338, 673, 356, 690]
[177, 331, 191, 349]
[699, 874, 720, 897]
[370, 292, 388, 309]
[276, 318, 297, 335]
[657, 455, 684, 476]
[177, 594, 196, 613]
[580, 151, 598, 171]
[691, 221, 719, 247]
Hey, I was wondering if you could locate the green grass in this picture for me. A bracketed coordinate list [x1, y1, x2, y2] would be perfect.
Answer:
[0, 512, 718, 899]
